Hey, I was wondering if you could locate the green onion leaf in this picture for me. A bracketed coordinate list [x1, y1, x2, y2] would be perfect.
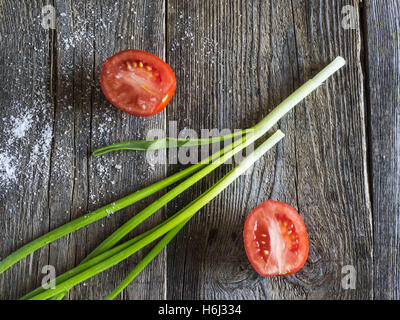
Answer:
[92, 130, 251, 156]
[26, 130, 284, 300]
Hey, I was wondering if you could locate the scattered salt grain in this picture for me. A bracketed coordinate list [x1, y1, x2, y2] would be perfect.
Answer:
[0, 153, 17, 184]
[0, 98, 53, 195]
[11, 113, 33, 139]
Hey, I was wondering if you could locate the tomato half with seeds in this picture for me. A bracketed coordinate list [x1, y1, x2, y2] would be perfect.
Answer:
[243, 200, 309, 276]
[100, 49, 176, 116]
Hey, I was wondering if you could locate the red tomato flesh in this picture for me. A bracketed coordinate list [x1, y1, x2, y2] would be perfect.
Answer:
[243, 200, 308, 276]
[101, 49, 176, 117]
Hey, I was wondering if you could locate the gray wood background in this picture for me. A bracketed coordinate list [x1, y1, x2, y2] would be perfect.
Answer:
[0, 0, 398, 300]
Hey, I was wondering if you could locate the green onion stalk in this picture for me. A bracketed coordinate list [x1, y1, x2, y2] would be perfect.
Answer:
[0, 57, 345, 300]
[25, 130, 285, 300]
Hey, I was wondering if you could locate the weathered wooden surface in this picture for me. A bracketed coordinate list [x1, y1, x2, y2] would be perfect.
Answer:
[0, 0, 168, 300]
[46, 0, 167, 300]
[166, 0, 372, 300]
[0, 0, 53, 299]
[365, 0, 400, 300]
[0, 0, 397, 300]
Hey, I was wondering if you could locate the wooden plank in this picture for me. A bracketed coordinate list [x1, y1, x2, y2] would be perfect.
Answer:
[166, 0, 372, 299]
[365, 0, 400, 299]
[0, 0, 53, 299]
[290, 0, 372, 299]
[48, 0, 167, 300]
[0, 0, 167, 299]
[0, 0, 382, 300]
[166, 0, 300, 299]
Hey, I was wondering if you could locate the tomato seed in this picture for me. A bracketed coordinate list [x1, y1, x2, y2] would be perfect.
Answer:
[276, 214, 300, 252]
[126, 61, 133, 70]
[254, 227, 271, 262]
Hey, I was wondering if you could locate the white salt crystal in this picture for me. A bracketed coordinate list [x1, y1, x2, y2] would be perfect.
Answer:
[11, 113, 33, 139]
[0, 152, 16, 184]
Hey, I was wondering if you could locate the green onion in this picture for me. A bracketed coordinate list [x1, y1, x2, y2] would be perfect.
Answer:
[0, 134, 236, 275]
[51, 134, 249, 300]
[26, 130, 284, 300]
[23, 200, 201, 300]
[0, 166, 195, 275]
[0, 57, 345, 300]
[92, 56, 347, 299]
[93, 130, 252, 156]
[84, 134, 251, 260]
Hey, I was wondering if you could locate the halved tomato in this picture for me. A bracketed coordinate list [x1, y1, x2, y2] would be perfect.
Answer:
[243, 200, 308, 276]
[100, 49, 176, 117]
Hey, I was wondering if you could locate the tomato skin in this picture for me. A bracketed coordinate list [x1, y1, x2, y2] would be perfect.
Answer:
[100, 49, 176, 117]
[243, 200, 309, 277]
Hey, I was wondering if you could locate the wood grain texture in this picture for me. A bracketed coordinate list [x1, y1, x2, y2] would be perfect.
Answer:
[0, 0, 167, 299]
[0, 0, 398, 300]
[290, 0, 372, 299]
[50, 0, 167, 300]
[365, 0, 400, 299]
[0, 0, 53, 299]
[166, 0, 373, 299]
